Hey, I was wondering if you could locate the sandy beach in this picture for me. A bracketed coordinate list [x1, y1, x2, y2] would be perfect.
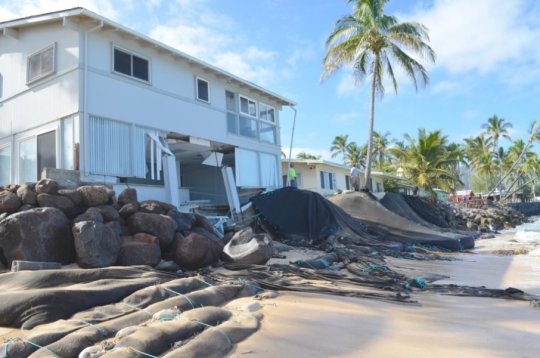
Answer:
[229, 231, 540, 358]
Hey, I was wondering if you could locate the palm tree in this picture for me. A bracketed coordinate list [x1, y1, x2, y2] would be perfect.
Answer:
[390, 129, 462, 200]
[296, 152, 321, 160]
[372, 131, 391, 170]
[322, 0, 435, 191]
[482, 115, 512, 159]
[330, 134, 349, 162]
[344, 142, 366, 167]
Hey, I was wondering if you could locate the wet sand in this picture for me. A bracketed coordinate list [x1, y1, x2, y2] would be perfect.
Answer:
[230, 234, 540, 357]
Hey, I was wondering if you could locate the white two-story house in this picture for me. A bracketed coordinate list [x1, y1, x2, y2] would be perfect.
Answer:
[0, 8, 294, 207]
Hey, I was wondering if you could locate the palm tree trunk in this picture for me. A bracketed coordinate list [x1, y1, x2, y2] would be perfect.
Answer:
[363, 62, 377, 192]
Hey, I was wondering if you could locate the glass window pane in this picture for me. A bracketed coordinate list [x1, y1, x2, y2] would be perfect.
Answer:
[260, 122, 276, 144]
[19, 138, 37, 183]
[239, 116, 258, 139]
[240, 97, 249, 114]
[248, 99, 257, 117]
[114, 49, 131, 76]
[133, 56, 149, 81]
[259, 103, 267, 121]
[267, 108, 275, 123]
[28, 55, 40, 81]
[41, 47, 53, 74]
[37, 131, 56, 178]
[227, 113, 238, 134]
[0, 146, 11, 186]
[62, 117, 74, 170]
[226, 91, 236, 111]
[197, 79, 209, 101]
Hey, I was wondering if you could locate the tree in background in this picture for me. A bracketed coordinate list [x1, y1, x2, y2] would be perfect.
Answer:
[390, 129, 462, 200]
[372, 131, 392, 170]
[330, 134, 350, 161]
[322, 0, 435, 191]
[343, 142, 366, 167]
[296, 152, 321, 160]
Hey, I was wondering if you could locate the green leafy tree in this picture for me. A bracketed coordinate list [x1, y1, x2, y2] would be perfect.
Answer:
[322, 0, 435, 191]
[390, 129, 462, 200]
[344, 142, 366, 167]
[296, 152, 321, 160]
[330, 134, 350, 162]
[372, 131, 392, 170]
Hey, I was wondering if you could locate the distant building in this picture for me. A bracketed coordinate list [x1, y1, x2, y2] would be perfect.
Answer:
[0, 8, 294, 207]
[281, 159, 399, 196]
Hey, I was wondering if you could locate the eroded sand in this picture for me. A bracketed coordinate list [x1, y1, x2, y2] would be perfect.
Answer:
[230, 234, 540, 358]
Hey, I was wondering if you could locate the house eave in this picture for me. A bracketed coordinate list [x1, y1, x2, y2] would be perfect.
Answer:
[0, 7, 296, 108]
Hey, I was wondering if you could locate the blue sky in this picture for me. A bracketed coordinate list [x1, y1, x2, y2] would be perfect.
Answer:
[2, 0, 540, 161]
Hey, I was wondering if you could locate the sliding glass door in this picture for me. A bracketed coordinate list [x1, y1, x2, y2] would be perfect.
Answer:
[19, 130, 56, 183]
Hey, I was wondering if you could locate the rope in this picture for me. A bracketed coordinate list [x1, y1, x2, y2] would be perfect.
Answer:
[233, 278, 264, 293]
[67, 319, 107, 335]
[163, 287, 195, 309]
[362, 264, 390, 274]
[191, 320, 233, 347]
[120, 302, 153, 317]
[195, 277, 214, 288]
[1, 337, 59, 358]
[413, 277, 427, 289]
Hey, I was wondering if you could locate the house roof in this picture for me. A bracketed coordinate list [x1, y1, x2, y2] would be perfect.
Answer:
[282, 159, 404, 180]
[0, 7, 296, 107]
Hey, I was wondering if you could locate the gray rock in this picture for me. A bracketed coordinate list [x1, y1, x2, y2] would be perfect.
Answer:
[17, 204, 34, 212]
[16, 185, 37, 205]
[0, 207, 75, 266]
[139, 200, 176, 215]
[36, 193, 75, 213]
[35, 179, 60, 195]
[127, 212, 177, 248]
[174, 231, 224, 270]
[106, 220, 122, 238]
[72, 220, 121, 268]
[222, 228, 273, 265]
[118, 188, 138, 207]
[97, 205, 120, 222]
[58, 189, 84, 207]
[116, 235, 161, 267]
[73, 207, 103, 224]
[77, 185, 114, 207]
[167, 210, 195, 232]
[119, 203, 139, 219]
[0, 191, 22, 214]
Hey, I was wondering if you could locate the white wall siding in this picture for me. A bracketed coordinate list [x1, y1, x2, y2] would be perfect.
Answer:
[88, 115, 131, 177]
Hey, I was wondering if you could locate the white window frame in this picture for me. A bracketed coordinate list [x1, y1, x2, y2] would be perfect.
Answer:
[0, 141, 12, 186]
[239, 95, 258, 118]
[26, 43, 56, 84]
[259, 102, 276, 123]
[195, 76, 210, 103]
[112, 44, 151, 84]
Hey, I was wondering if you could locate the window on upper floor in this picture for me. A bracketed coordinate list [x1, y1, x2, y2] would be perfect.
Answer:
[196, 77, 209, 102]
[227, 91, 278, 144]
[113, 47, 149, 82]
[27, 43, 56, 84]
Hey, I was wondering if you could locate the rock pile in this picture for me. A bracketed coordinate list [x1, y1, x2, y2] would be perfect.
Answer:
[0, 179, 233, 270]
[405, 195, 528, 232]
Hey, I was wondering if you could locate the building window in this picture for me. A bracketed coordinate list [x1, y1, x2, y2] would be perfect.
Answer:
[259, 103, 275, 123]
[19, 131, 56, 183]
[320, 171, 336, 190]
[196, 77, 209, 102]
[227, 91, 277, 144]
[345, 175, 350, 190]
[376, 182, 383, 192]
[27, 43, 55, 83]
[113, 47, 149, 82]
[0, 145, 11, 186]
[240, 95, 257, 117]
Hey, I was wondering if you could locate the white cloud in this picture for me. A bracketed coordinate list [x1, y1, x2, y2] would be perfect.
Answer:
[337, 75, 359, 97]
[430, 80, 461, 95]
[405, 0, 540, 78]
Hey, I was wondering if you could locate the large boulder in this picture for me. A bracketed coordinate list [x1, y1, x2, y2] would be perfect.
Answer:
[35, 178, 60, 195]
[192, 214, 216, 234]
[116, 234, 161, 267]
[72, 221, 121, 268]
[0, 191, 22, 214]
[118, 188, 138, 207]
[127, 212, 177, 248]
[0, 207, 75, 266]
[167, 210, 195, 232]
[16, 185, 37, 205]
[119, 203, 139, 219]
[77, 185, 114, 207]
[97, 205, 120, 222]
[73, 207, 104, 224]
[139, 200, 176, 215]
[58, 189, 84, 207]
[36, 193, 75, 213]
[174, 231, 224, 270]
[222, 228, 273, 265]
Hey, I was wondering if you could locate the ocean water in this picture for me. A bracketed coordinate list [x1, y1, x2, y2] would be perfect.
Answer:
[501, 216, 540, 256]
